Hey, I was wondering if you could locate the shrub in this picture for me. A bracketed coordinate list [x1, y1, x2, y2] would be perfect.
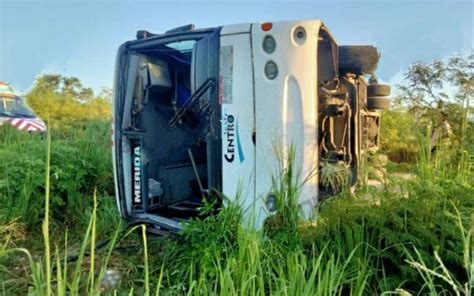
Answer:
[25, 74, 111, 129]
[0, 121, 113, 229]
[380, 109, 420, 163]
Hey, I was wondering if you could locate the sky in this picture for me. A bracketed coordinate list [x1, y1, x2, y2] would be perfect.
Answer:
[0, 0, 472, 94]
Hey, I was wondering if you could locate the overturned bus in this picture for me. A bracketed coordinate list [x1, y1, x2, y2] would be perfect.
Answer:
[112, 20, 391, 233]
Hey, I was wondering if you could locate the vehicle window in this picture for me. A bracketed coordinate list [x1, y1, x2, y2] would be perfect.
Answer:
[0, 95, 36, 118]
[165, 40, 195, 53]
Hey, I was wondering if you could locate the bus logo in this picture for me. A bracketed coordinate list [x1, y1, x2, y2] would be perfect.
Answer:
[132, 145, 141, 205]
[224, 114, 244, 163]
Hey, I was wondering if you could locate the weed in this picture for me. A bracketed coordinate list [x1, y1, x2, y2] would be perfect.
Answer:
[319, 161, 350, 193]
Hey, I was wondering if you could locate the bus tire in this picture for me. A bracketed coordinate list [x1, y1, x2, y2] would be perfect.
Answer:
[367, 96, 390, 110]
[367, 84, 391, 97]
[339, 46, 379, 75]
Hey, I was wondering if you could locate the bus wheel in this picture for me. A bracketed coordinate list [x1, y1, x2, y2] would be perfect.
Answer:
[367, 96, 390, 110]
[367, 84, 391, 97]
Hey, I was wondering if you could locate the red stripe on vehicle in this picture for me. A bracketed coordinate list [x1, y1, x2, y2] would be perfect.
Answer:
[15, 120, 26, 129]
[26, 121, 44, 130]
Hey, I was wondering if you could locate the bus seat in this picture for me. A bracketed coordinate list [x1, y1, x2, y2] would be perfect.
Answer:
[140, 59, 172, 93]
[176, 83, 191, 107]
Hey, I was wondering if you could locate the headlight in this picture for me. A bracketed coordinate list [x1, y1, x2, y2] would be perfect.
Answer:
[264, 61, 278, 80]
[265, 193, 278, 212]
[263, 35, 276, 54]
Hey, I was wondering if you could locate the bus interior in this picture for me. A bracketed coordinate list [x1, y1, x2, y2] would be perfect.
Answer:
[123, 37, 220, 221]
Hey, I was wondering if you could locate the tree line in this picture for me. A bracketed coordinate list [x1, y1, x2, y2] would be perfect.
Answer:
[25, 74, 112, 127]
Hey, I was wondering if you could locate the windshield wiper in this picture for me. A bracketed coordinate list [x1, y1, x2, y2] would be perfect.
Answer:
[169, 78, 216, 127]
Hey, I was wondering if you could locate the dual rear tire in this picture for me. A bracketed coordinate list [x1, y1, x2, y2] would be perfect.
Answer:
[367, 84, 391, 110]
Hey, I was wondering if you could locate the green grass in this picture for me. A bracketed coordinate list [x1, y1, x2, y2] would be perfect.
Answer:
[0, 121, 473, 295]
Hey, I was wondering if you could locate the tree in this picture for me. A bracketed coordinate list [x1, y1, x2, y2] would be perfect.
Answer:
[97, 87, 112, 102]
[397, 53, 473, 108]
[396, 52, 473, 151]
[35, 74, 62, 93]
[25, 74, 111, 127]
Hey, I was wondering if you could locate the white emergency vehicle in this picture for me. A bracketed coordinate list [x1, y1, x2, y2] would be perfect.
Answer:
[0, 82, 46, 133]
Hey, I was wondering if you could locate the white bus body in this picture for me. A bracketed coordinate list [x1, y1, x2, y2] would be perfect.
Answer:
[113, 20, 390, 233]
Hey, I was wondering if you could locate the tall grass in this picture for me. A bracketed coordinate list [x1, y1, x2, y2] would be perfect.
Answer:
[403, 204, 472, 296]
[43, 127, 52, 296]
[0, 119, 472, 294]
[0, 121, 115, 231]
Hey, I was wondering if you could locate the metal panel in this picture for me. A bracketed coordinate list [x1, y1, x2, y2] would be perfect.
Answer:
[252, 21, 322, 226]
[219, 32, 256, 225]
[220, 23, 251, 35]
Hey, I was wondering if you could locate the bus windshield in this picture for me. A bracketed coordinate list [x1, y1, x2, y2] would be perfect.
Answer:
[0, 95, 36, 118]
